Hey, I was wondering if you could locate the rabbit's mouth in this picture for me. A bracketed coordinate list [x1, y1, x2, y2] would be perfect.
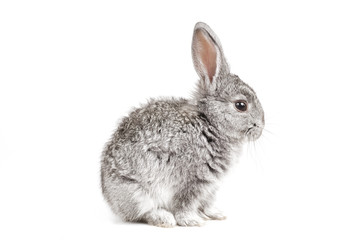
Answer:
[245, 125, 263, 141]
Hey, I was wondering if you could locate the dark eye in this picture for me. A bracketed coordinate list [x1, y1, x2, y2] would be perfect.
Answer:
[234, 100, 248, 112]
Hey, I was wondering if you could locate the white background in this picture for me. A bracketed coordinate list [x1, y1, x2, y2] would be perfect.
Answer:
[1, 0, 359, 239]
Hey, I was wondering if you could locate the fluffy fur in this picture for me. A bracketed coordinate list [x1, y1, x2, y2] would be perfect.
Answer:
[101, 22, 264, 227]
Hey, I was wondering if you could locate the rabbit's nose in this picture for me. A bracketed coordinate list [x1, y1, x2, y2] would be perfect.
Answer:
[253, 122, 263, 128]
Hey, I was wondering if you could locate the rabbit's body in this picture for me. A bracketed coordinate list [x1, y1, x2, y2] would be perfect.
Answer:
[101, 22, 264, 227]
[101, 98, 233, 226]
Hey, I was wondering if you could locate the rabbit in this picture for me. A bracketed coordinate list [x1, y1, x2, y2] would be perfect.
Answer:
[101, 22, 265, 227]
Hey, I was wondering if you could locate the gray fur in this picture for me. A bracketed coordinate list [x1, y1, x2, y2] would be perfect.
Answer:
[101, 22, 264, 227]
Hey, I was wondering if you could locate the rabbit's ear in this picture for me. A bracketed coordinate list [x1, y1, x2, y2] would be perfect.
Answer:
[192, 22, 229, 87]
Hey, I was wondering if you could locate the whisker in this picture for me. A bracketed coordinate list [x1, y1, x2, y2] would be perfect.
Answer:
[252, 150, 257, 169]
[258, 131, 272, 144]
[251, 142, 257, 169]
[246, 140, 250, 162]
[262, 128, 275, 135]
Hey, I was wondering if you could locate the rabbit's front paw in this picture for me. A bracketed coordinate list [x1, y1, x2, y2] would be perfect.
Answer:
[143, 209, 176, 228]
[175, 211, 205, 227]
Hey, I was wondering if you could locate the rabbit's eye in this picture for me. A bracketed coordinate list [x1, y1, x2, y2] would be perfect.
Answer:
[234, 100, 248, 112]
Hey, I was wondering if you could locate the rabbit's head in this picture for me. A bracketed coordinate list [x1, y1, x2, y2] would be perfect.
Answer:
[192, 22, 264, 142]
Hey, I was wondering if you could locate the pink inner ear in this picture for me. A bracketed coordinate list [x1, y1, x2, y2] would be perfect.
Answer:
[196, 30, 217, 83]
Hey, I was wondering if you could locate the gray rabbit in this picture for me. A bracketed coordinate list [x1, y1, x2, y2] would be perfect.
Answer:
[101, 22, 264, 227]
